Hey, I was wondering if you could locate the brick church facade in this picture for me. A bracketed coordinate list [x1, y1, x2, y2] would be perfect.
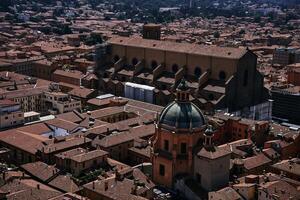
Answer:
[97, 36, 269, 112]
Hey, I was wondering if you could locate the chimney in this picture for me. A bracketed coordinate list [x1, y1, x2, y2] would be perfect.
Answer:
[37, 184, 40, 190]
[92, 181, 95, 190]
[245, 175, 259, 184]
[116, 169, 124, 181]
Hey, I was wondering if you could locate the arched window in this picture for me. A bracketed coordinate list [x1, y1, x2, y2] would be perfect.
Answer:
[172, 64, 179, 73]
[243, 70, 248, 86]
[219, 71, 226, 80]
[113, 55, 120, 63]
[132, 58, 138, 66]
[194, 67, 202, 78]
[151, 60, 158, 69]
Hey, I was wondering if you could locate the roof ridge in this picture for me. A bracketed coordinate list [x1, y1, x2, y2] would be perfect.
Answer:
[73, 109, 85, 120]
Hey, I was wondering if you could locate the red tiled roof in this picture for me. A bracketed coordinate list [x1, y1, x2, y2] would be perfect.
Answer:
[243, 153, 272, 170]
[56, 111, 84, 123]
[41, 137, 91, 154]
[55, 148, 85, 159]
[0, 99, 18, 107]
[82, 106, 125, 119]
[259, 180, 299, 200]
[197, 146, 231, 159]
[94, 124, 155, 148]
[271, 159, 300, 176]
[83, 168, 153, 200]
[70, 149, 108, 163]
[0, 178, 62, 200]
[53, 69, 83, 79]
[109, 36, 248, 59]
[48, 175, 80, 193]
[18, 123, 53, 136]
[68, 87, 96, 99]
[21, 161, 60, 182]
[48, 193, 89, 200]
[45, 118, 79, 132]
[0, 130, 47, 154]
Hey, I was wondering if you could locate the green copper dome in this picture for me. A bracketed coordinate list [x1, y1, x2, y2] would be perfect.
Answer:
[159, 101, 206, 130]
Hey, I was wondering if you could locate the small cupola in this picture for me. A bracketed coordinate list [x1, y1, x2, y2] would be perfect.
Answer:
[176, 78, 190, 102]
[204, 125, 214, 148]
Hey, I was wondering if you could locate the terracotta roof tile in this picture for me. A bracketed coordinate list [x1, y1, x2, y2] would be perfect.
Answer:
[53, 69, 83, 79]
[48, 193, 89, 200]
[0, 99, 18, 107]
[0, 130, 47, 154]
[109, 36, 248, 59]
[243, 153, 272, 170]
[271, 159, 300, 177]
[259, 180, 299, 200]
[55, 147, 86, 159]
[41, 137, 91, 154]
[93, 124, 155, 148]
[83, 168, 153, 200]
[48, 175, 80, 193]
[209, 187, 243, 200]
[0, 178, 62, 200]
[56, 111, 84, 123]
[70, 149, 108, 163]
[21, 161, 60, 182]
[45, 118, 79, 132]
[197, 146, 231, 159]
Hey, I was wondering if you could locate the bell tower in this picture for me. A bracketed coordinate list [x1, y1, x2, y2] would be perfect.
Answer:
[204, 124, 214, 148]
[194, 125, 231, 191]
[142, 23, 161, 40]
